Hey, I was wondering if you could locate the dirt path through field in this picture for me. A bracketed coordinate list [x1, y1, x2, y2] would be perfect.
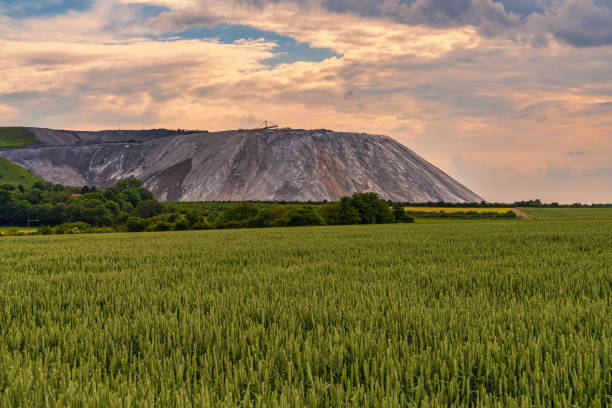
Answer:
[512, 208, 534, 220]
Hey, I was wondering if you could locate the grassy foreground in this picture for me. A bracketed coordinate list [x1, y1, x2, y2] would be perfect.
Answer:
[1, 221, 611, 407]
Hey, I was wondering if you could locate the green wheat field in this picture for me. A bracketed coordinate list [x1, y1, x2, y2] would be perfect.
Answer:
[1, 220, 610, 406]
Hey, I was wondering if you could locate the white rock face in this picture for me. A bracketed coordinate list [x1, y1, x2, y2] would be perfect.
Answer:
[0, 128, 484, 203]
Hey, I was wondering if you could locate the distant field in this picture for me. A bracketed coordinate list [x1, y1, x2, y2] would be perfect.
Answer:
[1, 221, 610, 406]
[405, 207, 516, 219]
[406, 207, 512, 213]
[0, 226, 38, 234]
[0, 127, 37, 148]
[521, 207, 612, 220]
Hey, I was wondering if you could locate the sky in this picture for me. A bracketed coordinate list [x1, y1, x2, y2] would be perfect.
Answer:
[0, 0, 611, 203]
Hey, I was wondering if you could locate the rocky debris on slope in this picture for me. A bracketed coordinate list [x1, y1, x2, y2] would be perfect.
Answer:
[0, 128, 484, 203]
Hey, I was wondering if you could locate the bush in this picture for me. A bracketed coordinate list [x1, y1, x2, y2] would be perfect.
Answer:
[39, 225, 54, 235]
[339, 197, 361, 225]
[249, 207, 288, 228]
[174, 218, 190, 231]
[54, 222, 90, 234]
[317, 203, 341, 225]
[152, 221, 171, 231]
[216, 202, 259, 228]
[191, 222, 210, 230]
[136, 200, 164, 219]
[287, 207, 326, 227]
[126, 218, 149, 232]
[392, 203, 414, 223]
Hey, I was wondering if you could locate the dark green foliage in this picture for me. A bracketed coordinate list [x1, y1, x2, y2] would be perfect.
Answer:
[337, 193, 395, 225]
[392, 202, 415, 223]
[113, 177, 144, 192]
[136, 199, 164, 218]
[38, 225, 53, 235]
[316, 202, 341, 225]
[66, 198, 113, 226]
[0, 177, 163, 228]
[1, 178, 412, 233]
[249, 207, 288, 227]
[126, 217, 149, 232]
[339, 197, 361, 225]
[152, 221, 172, 231]
[185, 211, 202, 227]
[174, 218, 190, 230]
[287, 206, 325, 226]
[215, 202, 259, 228]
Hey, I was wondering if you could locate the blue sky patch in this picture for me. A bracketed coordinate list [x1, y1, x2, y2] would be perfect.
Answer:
[0, 0, 94, 18]
[163, 24, 341, 67]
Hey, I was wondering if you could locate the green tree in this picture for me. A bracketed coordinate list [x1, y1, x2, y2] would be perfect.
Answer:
[287, 206, 325, 227]
[136, 200, 164, 218]
[317, 203, 340, 225]
[338, 197, 361, 225]
[392, 202, 414, 223]
[113, 178, 143, 192]
[126, 217, 149, 232]
[216, 202, 259, 228]
[249, 207, 288, 228]
[351, 192, 394, 224]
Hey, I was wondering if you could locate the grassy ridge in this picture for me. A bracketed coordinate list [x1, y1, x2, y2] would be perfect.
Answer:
[0, 158, 44, 187]
[1, 221, 610, 406]
[0, 127, 37, 148]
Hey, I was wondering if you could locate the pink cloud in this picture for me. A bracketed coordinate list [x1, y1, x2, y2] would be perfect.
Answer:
[0, 0, 611, 202]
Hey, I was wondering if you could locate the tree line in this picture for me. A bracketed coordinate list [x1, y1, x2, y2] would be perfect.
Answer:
[0, 179, 414, 234]
[404, 199, 611, 208]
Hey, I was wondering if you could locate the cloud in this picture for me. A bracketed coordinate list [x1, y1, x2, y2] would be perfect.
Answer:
[145, 0, 612, 47]
[1, 0, 612, 203]
[0, 104, 18, 121]
[525, 0, 612, 47]
[452, 156, 612, 203]
[546, 165, 612, 181]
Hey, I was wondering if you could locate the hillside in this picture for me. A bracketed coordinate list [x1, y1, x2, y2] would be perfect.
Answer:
[0, 127, 37, 148]
[0, 158, 44, 186]
[0, 128, 484, 203]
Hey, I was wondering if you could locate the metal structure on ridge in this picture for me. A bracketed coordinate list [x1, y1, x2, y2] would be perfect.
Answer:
[255, 120, 278, 130]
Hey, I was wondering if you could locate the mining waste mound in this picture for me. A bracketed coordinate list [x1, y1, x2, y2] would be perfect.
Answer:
[0, 128, 483, 202]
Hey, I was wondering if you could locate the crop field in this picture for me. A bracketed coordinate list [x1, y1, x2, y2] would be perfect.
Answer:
[405, 207, 513, 213]
[520, 207, 612, 220]
[0, 221, 611, 406]
[0, 226, 38, 235]
[404, 207, 516, 219]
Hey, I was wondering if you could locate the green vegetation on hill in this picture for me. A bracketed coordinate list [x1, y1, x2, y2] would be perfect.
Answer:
[0, 127, 37, 148]
[0, 179, 413, 231]
[0, 220, 610, 405]
[0, 158, 44, 187]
